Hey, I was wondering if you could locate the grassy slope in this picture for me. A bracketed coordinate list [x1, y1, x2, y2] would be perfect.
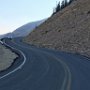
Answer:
[24, 0, 90, 56]
[0, 44, 17, 71]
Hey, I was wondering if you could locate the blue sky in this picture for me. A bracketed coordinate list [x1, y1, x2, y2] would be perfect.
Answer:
[0, 0, 63, 35]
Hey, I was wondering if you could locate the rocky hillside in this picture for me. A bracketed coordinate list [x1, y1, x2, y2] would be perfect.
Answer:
[24, 0, 90, 56]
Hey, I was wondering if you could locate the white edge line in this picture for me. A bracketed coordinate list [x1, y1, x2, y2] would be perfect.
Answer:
[0, 40, 26, 79]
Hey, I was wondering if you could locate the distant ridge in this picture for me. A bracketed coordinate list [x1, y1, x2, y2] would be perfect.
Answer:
[12, 19, 46, 37]
[0, 19, 46, 38]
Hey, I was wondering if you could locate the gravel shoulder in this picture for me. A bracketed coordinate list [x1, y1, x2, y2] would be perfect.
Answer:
[0, 43, 18, 71]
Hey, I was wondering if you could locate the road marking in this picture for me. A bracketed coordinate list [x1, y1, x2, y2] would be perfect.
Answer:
[60, 60, 71, 90]
[38, 51, 72, 90]
[0, 40, 26, 80]
[12, 39, 72, 90]
[0, 40, 4, 44]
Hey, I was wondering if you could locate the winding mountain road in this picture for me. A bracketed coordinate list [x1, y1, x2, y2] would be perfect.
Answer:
[0, 38, 90, 90]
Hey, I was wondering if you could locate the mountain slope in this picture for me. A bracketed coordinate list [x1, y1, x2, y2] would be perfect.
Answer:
[24, 0, 90, 56]
[12, 19, 46, 37]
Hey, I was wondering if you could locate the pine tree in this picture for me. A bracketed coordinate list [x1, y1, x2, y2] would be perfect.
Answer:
[65, 0, 68, 7]
[61, 0, 65, 9]
[52, 0, 73, 15]
[69, 0, 73, 5]
[56, 1, 60, 13]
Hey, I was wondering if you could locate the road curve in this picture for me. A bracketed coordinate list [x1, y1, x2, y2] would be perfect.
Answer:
[0, 40, 26, 80]
[0, 38, 90, 90]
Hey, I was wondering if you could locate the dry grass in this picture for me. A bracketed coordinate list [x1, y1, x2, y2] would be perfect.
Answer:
[0, 44, 17, 71]
[24, 0, 90, 57]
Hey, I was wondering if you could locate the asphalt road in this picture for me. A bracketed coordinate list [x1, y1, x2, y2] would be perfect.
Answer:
[0, 38, 90, 90]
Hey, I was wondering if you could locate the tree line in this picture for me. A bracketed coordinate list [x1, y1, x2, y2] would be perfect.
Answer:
[53, 0, 73, 15]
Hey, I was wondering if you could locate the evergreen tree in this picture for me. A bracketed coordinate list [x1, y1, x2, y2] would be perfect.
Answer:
[65, 0, 68, 7]
[69, 0, 73, 5]
[61, 0, 65, 9]
[52, 0, 73, 15]
[56, 1, 60, 13]
[52, 1, 60, 15]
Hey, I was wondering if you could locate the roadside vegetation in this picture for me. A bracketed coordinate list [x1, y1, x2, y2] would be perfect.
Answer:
[0, 44, 17, 71]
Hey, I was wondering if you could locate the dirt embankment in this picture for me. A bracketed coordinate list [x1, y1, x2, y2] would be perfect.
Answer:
[24, 0, 90, 57]
[0, 44, 17, 71]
